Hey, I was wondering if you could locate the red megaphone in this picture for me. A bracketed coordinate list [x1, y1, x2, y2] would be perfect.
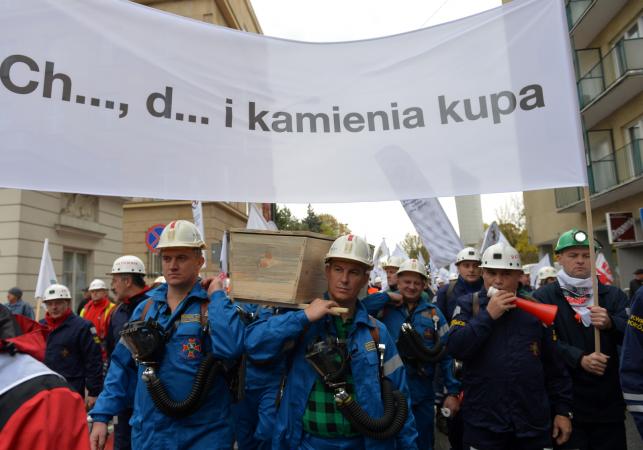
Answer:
[488, 287, 558, 326]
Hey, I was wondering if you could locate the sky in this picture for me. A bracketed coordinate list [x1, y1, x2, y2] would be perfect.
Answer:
[251, 0, 517, 248]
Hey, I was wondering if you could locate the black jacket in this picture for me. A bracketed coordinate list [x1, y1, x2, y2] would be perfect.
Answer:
[448, 287, 573, 438]
[41, 314, 103, 396]
[532, 280, 628, 423]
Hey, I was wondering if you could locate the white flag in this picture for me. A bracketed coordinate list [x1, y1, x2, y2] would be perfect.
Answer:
[191, 201, 207, 268]
[402, 198, 464, 269]
[373, 238, 390, 267]
[530, 253, 551, 288]
[35, 239, 57, 299]
[220, 231, 229, 275]
[480, 221, 510, 253]
[246, 204, 271, 230]
[0, 0, 586, 202]
[392, 244, 410, 260]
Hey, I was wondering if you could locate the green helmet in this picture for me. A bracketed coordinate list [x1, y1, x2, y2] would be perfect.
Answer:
[555, 228, 600, 253]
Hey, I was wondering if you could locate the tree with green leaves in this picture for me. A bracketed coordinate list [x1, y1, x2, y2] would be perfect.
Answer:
[401, 233, 430, 262]
[274, 205, 350, 238]
[492, 195, 539, 264]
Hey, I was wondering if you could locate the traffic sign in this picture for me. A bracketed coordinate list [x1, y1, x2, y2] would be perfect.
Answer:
[145, 224, 165, 253]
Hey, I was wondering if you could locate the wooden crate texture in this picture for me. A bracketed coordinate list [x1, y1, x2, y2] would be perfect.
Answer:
[228, 229, 334, 306]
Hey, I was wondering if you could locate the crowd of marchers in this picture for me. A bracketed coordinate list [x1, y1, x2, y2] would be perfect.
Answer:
[1, 220, 642, 450]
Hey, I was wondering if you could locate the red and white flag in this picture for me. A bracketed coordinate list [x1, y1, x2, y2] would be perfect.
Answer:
[595, 252, 613, 285]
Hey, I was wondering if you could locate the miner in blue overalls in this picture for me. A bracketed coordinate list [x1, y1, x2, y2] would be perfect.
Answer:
[245, 234, 418, 449]
[364, 258, 460, 450]
[448, 242, 573, 450]
[232, 303, 285, 450]
[89, 220, 245, 450]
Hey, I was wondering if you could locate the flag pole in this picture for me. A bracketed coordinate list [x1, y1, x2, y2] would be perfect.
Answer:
[583, 185, 601, 353]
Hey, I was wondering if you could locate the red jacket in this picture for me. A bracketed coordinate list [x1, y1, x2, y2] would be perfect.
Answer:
[0, 352, 90, 450]
[80, 298, 115, 340]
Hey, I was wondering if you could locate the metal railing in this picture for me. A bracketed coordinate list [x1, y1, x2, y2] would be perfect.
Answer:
[555, 139, 643, 208]
[566, 0, 593, 30]
[577, 37, 643, 108]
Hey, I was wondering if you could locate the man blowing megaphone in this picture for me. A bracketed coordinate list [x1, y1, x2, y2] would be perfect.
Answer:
[447, 242, 574, 450]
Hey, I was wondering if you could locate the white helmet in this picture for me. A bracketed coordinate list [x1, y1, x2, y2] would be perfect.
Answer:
[43, 284, 72, 301]
[110, 255, 146, 275]
[153, 276, 166, 284]
[480, 242, 522, 270]
[156, 220, 206, 249]
[448, 272, 458, 281]
[396, 259, 428, 280]
[325, 234, 373, 269]
[455, 247, 481, 264]
[374, 276, 382, 284]
[383, 255, 406, 269]
[538, 266, 558, 280]
[89, 279, 107, 291]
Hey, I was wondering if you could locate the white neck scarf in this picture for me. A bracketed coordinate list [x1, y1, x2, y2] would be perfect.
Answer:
[556, 270, 593, 327]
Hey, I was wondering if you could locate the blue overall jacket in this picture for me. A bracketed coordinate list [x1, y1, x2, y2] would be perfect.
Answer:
[435, 276, 483, 321]
[448, 287, 572, 438]
[244, 299, 418, 449]
[365, 296, 460, 403]
[90, 282, 244, 450]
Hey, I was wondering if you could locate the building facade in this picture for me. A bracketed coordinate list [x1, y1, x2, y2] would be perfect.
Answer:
[122, 200, 253, 279]
[0, 190, 125, 313]
[0, 0, 262, 310]
[522, 0, 643, 288]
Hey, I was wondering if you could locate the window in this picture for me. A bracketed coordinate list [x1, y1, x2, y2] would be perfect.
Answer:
[147, 250, 162, 277]
[62, 250, 88, 312]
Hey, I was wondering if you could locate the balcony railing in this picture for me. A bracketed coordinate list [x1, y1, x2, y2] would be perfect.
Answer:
[555, 187, 583, 208]
[555, 139, 643, 208]
[577, 38, 643, 108]
[566, 0, 593, 30]
[613, 139, 643, 185]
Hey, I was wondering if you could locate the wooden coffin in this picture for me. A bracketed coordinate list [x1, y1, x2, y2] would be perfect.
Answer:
[227, 229, 335, 307]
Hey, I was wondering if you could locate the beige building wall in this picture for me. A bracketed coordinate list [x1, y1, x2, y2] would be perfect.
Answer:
[0, 189, 124, 311]
[135, 0, 262, 32]
[122, 201, 248, 279]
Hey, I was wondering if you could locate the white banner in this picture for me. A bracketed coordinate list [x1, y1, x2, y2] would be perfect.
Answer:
[402, 198, 463, 269]
[0, 0, 585, 202]
[35, 239, 57, 299]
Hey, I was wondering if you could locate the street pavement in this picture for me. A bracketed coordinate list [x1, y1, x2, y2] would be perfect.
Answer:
[434, 412, 642, 449]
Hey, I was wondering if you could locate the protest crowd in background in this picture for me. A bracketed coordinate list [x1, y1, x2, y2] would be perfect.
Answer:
[1, 0, 643, 450]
